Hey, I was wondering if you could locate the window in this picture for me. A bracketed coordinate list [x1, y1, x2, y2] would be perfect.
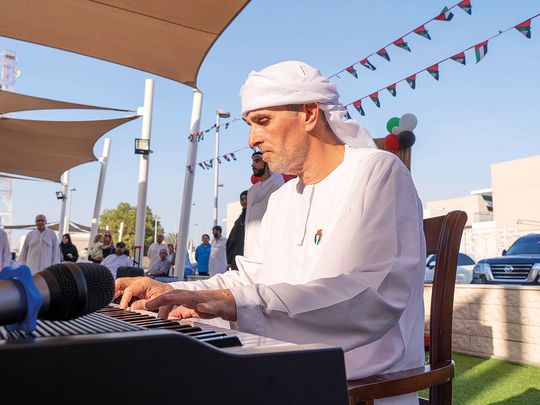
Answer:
[457, 253, 475, 266]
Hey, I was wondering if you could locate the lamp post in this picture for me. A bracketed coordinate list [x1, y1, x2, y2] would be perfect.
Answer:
[213, 109, 230, 227]
[66, 187, 76, 233]
[153, 215, 160, 243]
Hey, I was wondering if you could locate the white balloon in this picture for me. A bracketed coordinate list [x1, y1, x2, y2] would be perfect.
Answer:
[400, 113, 418, 131]
[391, 126, 402, 135]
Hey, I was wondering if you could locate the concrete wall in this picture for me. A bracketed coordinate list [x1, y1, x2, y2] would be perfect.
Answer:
[425, 195, 489, 227]
[492, 155, 540, 228]
[424, 284, 540, 366]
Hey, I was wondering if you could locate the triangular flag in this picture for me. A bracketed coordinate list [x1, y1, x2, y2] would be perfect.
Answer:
[204, 129, 210, 133]
[188, 134, 195, 142]
[346, 65, 358, 78]
[450, 52, 466, 65]
[217, 157, 222, 164]
[198, 163, 205, 170]
[231, 153, 237, 161]
[515, 19, 532, 39]
[353, 100, 365, 116]
[369, 92, 381, 108]
[376, 48, 391, 61]
[344, 110, 352, 120]
[386, 83, 397, 97]
[360, 58, 376, 71]
[458, 0, 472, 15]
[204, 161, 212, 169]
[187, 165, 193, 173]
[225, 122, 229, 129]
[413, 25, 431, 40]
[393, 38, 411, 52]
[474, 40, 488, 63]
[435, 6, 454, 21]
[427, 64, 439, 80]
[406, 74, 417, 89]
[223, 154, 230, 162]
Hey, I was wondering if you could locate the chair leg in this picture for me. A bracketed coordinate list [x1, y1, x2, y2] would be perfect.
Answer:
[431, 381, 452, 405]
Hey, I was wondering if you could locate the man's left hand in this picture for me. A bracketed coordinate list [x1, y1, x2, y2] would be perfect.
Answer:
[145, 289, 237, 321]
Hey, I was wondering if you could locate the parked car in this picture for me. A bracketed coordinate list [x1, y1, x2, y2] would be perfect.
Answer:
[424, 253, 476, 284]
[472, 233, 540, 285]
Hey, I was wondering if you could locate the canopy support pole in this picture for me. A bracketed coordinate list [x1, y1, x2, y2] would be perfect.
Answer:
[58, 170, 69, 237]
[174, 88, 203, 278]
[88, 138, 111, 250]
[134, 79, 155, 266]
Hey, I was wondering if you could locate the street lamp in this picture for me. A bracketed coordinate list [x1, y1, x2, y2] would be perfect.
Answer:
[66, 188, 76, 233]
[213, 109, 230, 226]
[153, 214, 160, 243]
[134, 138, 152, 155]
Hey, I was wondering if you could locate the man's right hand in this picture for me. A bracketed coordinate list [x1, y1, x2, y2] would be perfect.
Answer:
[114, 277, 174, 318]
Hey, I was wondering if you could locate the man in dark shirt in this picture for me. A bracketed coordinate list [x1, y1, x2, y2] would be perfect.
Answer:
[226, 190, 248, 270]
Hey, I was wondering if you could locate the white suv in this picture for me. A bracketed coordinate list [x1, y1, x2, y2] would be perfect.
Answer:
[424, 253, 476, 284]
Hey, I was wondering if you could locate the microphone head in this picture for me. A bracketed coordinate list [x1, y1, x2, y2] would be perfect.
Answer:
[39, 263, 114, 320]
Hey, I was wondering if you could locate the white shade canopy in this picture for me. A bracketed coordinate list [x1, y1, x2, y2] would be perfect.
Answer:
[0, 0, 251, 87]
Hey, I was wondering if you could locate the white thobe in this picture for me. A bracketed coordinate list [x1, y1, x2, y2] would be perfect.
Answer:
[170, 147, 425, 404]
[0, 228, 11, 269]
[209, 237, 228, 276]
[101, 254, 133, 279]
[147, 242, 169, 267]
[19, 229, 60, 274]
[244, 171, 284, 259]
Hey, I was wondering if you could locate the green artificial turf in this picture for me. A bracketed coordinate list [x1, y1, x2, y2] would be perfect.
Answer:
[419, 353, 540, 404]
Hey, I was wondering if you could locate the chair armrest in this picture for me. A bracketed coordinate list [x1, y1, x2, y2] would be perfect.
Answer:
[347, 360, 454, 400]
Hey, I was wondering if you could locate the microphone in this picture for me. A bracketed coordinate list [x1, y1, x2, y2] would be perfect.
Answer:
[0, 263, 115, 328]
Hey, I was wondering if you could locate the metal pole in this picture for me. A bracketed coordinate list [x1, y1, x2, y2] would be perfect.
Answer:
[213, 113, 221, 227]
[88, 138, 111, 250]
[58, 171, 69, 238]
[154, 215, 159, 243]
[174, 88, 203, 278]
[134, 79, 155, 265]
[67, 188, 76, 232]
[118, 221, 124, 242]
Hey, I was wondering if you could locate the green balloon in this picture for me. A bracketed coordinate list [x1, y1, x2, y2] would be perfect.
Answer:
[386, 117, 400, 133]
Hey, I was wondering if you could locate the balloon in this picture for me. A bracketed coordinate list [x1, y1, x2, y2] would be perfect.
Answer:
[386, 117, 400, 133]
[251, 174, 260, 184]
[391, 125, 402, 135]
[400, 113, 417, 131]
[384, 134, 400, 151]
[398, 130, 416, 148]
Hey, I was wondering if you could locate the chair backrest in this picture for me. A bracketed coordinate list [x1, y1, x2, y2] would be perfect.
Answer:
[424, 211, 467, 401]
[373, 138, 411, 170]
[116, 266, 144, 279]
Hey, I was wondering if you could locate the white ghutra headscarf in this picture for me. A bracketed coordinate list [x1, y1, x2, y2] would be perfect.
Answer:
[240, 61, 376, 149]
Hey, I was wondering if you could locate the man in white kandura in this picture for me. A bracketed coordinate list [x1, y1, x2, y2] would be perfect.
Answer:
[244, 151, 284, 259]
[0, 226, 11, 270]
[209, 225, 227, 276]
[19, 214, 60, 274]
[147, 233, 168, 268]
[115, 61, 425, 405]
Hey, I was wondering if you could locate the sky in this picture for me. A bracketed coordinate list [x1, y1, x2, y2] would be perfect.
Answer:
[1, 0, 539, 246]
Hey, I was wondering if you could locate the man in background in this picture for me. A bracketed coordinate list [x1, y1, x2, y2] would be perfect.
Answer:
[102, 242, 133, 278]
[226, 190, 248, 270]
[19, 214, 60, 274]
[147, 248, 171, 277]
[245, 151, 284, 258]
[148, 233, 167, 267]
[195, 234, 211, 276]
[0, 226, 10, 269]
[209, 226, 227, 276]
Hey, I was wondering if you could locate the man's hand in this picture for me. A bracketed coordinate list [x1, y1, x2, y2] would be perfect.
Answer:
[146, 289, 237, 322]
[114, 277, 173, 318]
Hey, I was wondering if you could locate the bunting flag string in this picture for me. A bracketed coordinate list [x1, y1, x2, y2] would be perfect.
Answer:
[188, 145, 251, 172]
[344, 13, 539, 115]
[329, 1, 472, 80]
[187, 117, 242, 142]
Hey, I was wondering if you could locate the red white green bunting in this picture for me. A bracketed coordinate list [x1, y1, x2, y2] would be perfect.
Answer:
[413, 25, 431, 40]
[427, 64, 440, 80]
[450, 52, 466, 65]
[458, 0, 472, 15]
[353, 100, 365, 116]
[393, 38, 411, 52]
[344, 110, 352, 120]
[386, 83, 397, 97]
[474, 40, 488, 63]
[346, 65, 358, 78]
[435, 6, 454, 21]
[406, 74, 417, 89]
[360, 58, 376, 71]
[376, 48, 391, 61]
[369, 92, 381, 107]
[515, 19, 532, 39]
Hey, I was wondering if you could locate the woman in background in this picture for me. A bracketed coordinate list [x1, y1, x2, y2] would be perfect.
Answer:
[60, 233, 78, 262]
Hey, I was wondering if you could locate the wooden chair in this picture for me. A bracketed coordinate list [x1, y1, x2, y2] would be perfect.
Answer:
[347, 210, 468, 405]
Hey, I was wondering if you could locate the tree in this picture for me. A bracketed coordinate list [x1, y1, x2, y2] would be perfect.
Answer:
[99, 202, 163, 255]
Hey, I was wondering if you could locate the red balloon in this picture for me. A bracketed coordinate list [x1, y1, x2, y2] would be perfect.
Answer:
[250, 174, 260, 184]
[384, 134, 400, 152]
